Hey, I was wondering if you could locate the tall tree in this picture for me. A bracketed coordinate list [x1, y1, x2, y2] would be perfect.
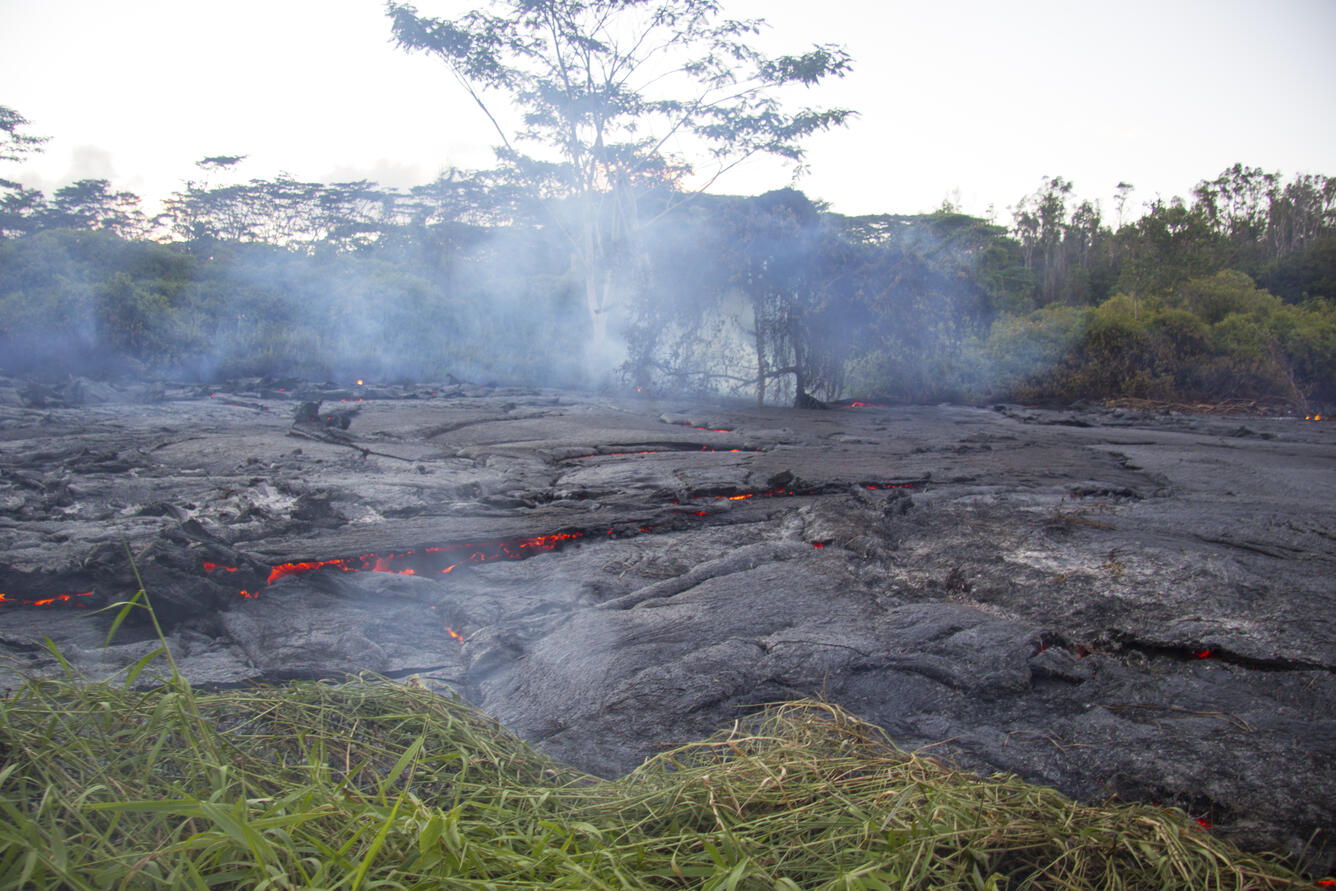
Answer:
[724, 189, 851, 404]
[1266, 173, 1336, 261]
[0, 105, 49, 163]
[43, 179, 146, 239]
[386, 0, 854, 354]
[0, 106, 51, 238]
[0, 182, 47, 238]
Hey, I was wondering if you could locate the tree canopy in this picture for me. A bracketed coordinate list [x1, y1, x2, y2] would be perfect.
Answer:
[385, 0, 854, 352]
[0, 105, 49, 164]
[0, 95, 1332, 412]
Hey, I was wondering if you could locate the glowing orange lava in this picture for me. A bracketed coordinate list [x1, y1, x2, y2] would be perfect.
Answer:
[253, 533, 586, 590]
[7, 481, 921, 610]
[0, 590, 94, 608]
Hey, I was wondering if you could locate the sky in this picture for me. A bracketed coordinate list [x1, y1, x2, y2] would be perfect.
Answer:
[2, 0, 1335, 223]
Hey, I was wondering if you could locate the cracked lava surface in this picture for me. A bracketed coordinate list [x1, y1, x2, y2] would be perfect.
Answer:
[0, 378, 1333, 871]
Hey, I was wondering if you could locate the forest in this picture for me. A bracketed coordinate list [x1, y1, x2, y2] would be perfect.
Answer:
[0, 0, 1333, 412]
[2, 132, 1333, 411]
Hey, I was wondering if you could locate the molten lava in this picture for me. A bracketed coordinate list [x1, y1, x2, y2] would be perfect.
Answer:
[5, 479, 920, 612]
[0, 591, 95, 607]
[201, 532, 588, 593]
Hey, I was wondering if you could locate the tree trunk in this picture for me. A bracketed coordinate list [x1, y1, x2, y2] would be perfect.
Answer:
[752, 297, 768, 405]
[754, 334, 768, 406]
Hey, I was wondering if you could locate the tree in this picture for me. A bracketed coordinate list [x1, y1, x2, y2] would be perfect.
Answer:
[0, 181, 47, 238]
[1192, 163, 1278, 244]
[1011, 176, 1115, 306]
[162, 173, 398, 250]
[724, 188, 847, 404]
[196, 155, 247, 183]
[0, 105, 49, 163]
[1112, 181, 1134, 232]
[0, 106, 51, 238]
[42, 179, 146, 238]
[1116, 197, 1219, 299]
[1266, 173, 1336, 261]
[386, 0, 854, 360]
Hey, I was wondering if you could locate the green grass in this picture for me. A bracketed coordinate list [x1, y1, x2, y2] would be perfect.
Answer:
[0, 668, 1321, 890]
[0, 577, 1322, 889]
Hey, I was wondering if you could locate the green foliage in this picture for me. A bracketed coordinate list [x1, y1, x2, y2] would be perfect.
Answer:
[0, 676, 1316, 889]
[1270, 300, 1336, 404]
[980, 274, 1333, 407]
[980, 303, 1090, 396]
[1114, 199, 1220, 298]
[834, 211, 1022, 403]
[0, 227, 593, 383]
[95, 271, 173, 356]
[1263, 233, 1336, 303]
[43, 179, 147, 238]
[1, 150, 1332, 409]
[387, 0, 853, 180]
[845, 332, 987, 405]
[1170, 269, 1279, 324]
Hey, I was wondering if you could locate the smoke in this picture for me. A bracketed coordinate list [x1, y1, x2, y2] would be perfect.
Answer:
[64, 145, 117, 183]
[0, 182, 1074, 403]
[181, 229, 597, 388]
[0, 230, 113, 377]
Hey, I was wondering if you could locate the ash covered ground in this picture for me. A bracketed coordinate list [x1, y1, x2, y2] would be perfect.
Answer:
[1, 377, 1333, 870]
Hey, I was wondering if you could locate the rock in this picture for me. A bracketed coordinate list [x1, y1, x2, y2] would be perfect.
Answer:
[0, 385, 1331, 872]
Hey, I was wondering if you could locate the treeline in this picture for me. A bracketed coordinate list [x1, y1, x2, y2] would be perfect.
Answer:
[1, 153, 1333, 408]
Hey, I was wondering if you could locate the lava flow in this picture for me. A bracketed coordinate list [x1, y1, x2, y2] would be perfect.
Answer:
[564, 446, 750, 460]
[0, 591, 95, 608]
[4, 480, 920, 612]
[686, 481, 916, 503]
[223, 482, 919, 595]
[204, 532, 587, 592]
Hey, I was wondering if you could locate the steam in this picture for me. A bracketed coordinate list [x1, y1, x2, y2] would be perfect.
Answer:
[0, 179, 1040, 404]
[65, 145, 117, 182]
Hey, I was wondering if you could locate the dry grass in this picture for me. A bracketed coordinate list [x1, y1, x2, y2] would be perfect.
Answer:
[0, 672, 1321, 889]
[1101, 397, 1292, 416]
[0, 577, 1322, 889]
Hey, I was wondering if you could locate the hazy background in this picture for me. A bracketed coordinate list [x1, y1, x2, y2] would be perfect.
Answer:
[3, 0, 1334, 218]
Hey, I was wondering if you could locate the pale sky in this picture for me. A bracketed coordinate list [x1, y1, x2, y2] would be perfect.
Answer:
[2, 0, 1334, 222]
